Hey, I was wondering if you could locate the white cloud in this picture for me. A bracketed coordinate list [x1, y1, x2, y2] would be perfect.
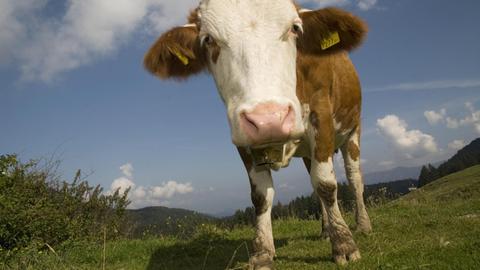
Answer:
[301, 0, 378, 10]
[448, 140, 466, 151]
[3, 0, 382, 82]
[377, 114, 438, 158]
[357, 0, 378, 10]
[108, 163, 194, 208]
[368, 79, 480, 92]
[1, 0, 197, 82]
[442, 103, 480, 134]
[378, 160, 394, 167]
[151, 181, 194, 199]
[0, 0, 47, 66]
[446, 117, 460, 129]
[302, 0, 350, 8]
[278, 182, 296, 190]
[111, 176, 135, 194]
[424, 109, 446, 125]
[120, 163, 133, 178]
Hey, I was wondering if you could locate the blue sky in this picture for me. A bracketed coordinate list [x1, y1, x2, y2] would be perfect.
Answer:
[1, 0, 479, 215]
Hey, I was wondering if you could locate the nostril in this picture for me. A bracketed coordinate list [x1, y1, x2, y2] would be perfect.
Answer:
[282, 106, 295, 130]
[241, 112, 259, 131]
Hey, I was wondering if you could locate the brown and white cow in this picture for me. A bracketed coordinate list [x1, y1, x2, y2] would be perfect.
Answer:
[144, 0, 371, 267]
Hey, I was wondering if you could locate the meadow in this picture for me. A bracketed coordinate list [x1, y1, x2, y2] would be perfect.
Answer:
[3, 165, 480, 269]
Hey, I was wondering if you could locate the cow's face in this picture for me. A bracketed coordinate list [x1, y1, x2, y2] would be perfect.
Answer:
[197, 0, 303, 147]
[144, 2, 367, 147]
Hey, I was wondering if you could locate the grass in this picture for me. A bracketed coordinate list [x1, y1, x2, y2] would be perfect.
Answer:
[2, 165, 480, 269]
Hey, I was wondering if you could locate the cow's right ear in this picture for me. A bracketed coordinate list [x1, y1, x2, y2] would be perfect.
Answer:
[144, 25, 206, 79]
[297, 8, 368, 55]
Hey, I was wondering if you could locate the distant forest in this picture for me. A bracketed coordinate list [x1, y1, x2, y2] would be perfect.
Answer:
[225, 179, 417, 227]
[419, 138, 480, 187]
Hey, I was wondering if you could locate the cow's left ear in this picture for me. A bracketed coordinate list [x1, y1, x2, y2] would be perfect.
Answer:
[297, 8, 368, 55]
[144, 25, 206, 80]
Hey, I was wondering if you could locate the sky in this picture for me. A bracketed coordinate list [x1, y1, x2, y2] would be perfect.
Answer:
[1, 0, 480, 215]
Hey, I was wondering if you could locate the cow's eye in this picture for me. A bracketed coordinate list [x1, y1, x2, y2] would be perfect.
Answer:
[200, 34, 214, 47]
[291, 22, 303, 36]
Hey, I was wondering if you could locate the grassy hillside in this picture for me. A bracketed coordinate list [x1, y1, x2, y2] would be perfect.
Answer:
[126, 206, 215, 237]
[4, 166, 480, 269]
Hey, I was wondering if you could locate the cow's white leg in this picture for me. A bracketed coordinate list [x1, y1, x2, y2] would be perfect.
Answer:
[310, 157, 360, 265]
[319, 200, 330, 239]
[340, 128, 372, 233]
[249, 165, 275, 256]
[303, 157, 330, 239]
[307, 99, 360, 265]
[237, 148, 275, 269]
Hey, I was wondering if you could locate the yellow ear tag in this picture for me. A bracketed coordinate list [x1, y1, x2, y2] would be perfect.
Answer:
[321, 31, 340, 50]
[172, 48, 189, 65]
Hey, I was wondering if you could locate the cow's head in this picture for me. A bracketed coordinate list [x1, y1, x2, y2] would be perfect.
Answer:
[144, 0, 366, 148]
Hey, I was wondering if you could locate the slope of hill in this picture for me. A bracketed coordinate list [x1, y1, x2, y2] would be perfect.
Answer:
[419, 137, 480, 186]
[8, 166, 480, 269]
[363, 165, 422, 184]
[364, 178, 417, 197]
[126, 206, 215, 237]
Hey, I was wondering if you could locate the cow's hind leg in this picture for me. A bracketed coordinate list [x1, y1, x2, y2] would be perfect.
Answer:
[340, 127, 372, 233]
[303, 157, 330, 239]
[238, 148, 275, 269]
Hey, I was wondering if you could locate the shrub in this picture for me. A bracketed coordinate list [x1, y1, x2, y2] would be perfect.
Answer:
[0, 154, 130, 251]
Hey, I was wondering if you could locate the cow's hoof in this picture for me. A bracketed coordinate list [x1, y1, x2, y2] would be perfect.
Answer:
[334, 249, 361, 266]
[355, 220, 372, 234]
[356, 226, 372, 234]
[249, 252, 274, 270]
[356, 217, 372, 234]
[320, 231, 330, 240]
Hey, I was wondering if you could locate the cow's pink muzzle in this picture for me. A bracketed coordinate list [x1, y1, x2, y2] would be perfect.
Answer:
[240, 102, 295, 146]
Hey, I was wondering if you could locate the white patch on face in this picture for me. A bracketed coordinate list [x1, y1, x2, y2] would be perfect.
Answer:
[199, 0, 304, 145]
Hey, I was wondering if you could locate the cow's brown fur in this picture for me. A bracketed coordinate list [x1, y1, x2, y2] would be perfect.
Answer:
[298, 8, 368, 55]
[187, 8, 201, 26]
[346, 128, 361, 161]
[297, 51, 362, 160]
[143, 26, 205, 79]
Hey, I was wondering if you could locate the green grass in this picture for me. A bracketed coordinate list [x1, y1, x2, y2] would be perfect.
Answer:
[3, 166, 480, 269]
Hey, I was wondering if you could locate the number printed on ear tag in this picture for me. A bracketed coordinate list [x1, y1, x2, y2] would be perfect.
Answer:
[321, 31, 340, 50]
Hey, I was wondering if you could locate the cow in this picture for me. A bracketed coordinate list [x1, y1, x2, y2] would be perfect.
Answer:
[143, 0, 371, 268]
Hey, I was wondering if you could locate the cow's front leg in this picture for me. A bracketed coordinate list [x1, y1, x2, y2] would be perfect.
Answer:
[310, 157, 361, 265]
[302, 157, 330, 239]
[308, 100, 360, 265]
[238, 148, 275, 269]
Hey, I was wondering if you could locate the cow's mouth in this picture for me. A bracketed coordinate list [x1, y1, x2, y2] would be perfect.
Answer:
[250, 143, 286, 166]
[247, 140, 302, 170]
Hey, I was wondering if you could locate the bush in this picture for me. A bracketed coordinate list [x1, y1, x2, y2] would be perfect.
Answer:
[0, 154, 130, 251]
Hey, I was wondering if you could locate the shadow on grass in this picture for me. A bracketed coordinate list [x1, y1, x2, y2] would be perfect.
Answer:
[275, 255, 333, 265]
[146, 236, 289, 270]
[145, 232, 338, 270]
